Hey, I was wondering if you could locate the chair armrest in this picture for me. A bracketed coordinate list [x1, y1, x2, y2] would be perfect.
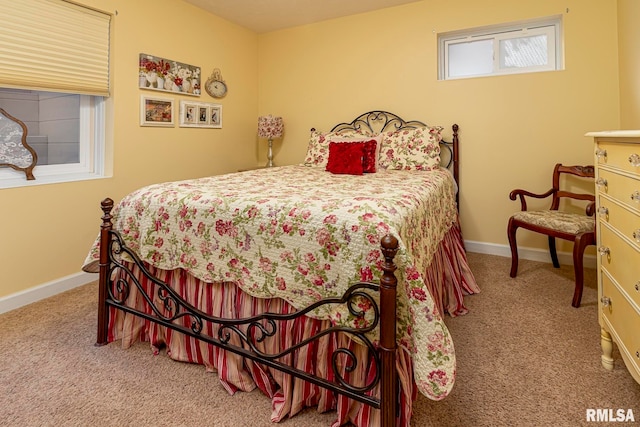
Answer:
[586, 201, 596, 216]
[509, 188, 555, 211]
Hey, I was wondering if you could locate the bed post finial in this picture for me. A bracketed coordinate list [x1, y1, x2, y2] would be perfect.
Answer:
[100, 198, 114, 229]
[96, 197, 114, 347]
[379, 234, 398, 427]
[380, 234, 399, 267]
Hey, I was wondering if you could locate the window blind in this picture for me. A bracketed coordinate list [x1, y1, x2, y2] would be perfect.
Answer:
[0, 0, 111, 96]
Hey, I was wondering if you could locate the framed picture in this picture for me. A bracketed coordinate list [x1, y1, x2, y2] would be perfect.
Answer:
[140, 95, 174, 127]
[209, 105, 222, 127]
[139, 53, 201, 96]
[198, 106, 208, 124]
[179, 101, 222, 128]
[182, 104, 197, 125]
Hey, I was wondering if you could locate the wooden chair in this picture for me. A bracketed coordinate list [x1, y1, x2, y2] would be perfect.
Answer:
[507, 164, 596, 307]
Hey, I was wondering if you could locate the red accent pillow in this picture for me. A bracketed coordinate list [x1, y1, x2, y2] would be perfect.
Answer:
[326, 142, 365, 175]
[361, 139, 378, 173]
[329, 139, 378, 173]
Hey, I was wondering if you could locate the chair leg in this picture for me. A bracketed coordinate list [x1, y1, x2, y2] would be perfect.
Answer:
[507, 218, 519, 278]
[548, 236, 560, 268]
[571, 235, 589, 308]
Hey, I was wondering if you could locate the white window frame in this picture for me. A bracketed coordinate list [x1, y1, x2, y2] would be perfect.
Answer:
[0, 95, 105, 189]
[439, 16, 563, 80]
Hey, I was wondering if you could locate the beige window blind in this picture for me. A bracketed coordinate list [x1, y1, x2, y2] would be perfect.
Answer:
[0, 0, 111, 96]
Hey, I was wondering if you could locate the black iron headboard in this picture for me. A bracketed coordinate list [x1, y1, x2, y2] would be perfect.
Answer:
[329, 110, 459, 191]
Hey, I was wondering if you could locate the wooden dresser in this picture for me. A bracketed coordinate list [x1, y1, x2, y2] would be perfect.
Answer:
[587, 130, 640, 385]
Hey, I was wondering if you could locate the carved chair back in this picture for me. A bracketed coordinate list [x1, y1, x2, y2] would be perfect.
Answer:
[549, 164, 595, 213]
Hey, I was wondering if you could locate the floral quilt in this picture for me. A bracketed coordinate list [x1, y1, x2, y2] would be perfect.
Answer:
[82, 165, 460, 400]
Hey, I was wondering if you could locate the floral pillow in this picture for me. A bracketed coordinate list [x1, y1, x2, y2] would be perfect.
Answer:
[378, 126, 444, 171]
[303, 129, 373, 168]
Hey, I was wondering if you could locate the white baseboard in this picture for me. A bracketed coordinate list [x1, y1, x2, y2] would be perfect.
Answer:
[0, 272, 97, 315]
[464, 240, 597, 269]
[0, 241, 596, 316]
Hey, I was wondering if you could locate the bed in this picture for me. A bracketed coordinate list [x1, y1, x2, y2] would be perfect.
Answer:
[82, 110, 480, 427]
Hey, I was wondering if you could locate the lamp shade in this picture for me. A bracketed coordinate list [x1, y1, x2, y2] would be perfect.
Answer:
[258, 115, 284, 139]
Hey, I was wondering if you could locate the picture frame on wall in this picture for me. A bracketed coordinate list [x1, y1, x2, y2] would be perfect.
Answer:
[179, 100, 222, 128]
[140, 95, 174, 127]
[139, 53, 201, 96]
[198, 106, 208, 124]
[183, 104, 197, 125]
[210, 105, 222, 127]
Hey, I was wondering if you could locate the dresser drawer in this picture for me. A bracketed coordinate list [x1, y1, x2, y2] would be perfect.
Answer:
[599, 224, 640, 308]
[597, 169, 640, 212]
[601, 273, 640, 372]
[597, 195, 640, 249]
[596, 141, 640, 175]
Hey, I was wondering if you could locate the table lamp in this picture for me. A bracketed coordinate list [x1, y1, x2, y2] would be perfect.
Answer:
[258, 115, 284, 167]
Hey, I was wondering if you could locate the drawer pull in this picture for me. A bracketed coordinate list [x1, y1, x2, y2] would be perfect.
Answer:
[635, 282, 640, 292]
[629, 153, 640, 167]
[637, 351, 640, 360]
[633, 230, 640, 242]
[632, 190, 640, 202]
[600, 296, 611, 306]
[596, 178, 608, 188]
[598, 246, 610, 256]
[598, 206, 609, 216]
[596, 148, 608, 159]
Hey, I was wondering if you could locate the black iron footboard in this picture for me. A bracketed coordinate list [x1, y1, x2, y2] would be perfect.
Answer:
[95, 198, 400, 426]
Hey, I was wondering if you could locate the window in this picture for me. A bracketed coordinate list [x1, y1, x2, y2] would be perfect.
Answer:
[0, 0, 110, 188]
[0, 88, 104, 187]
[438, 16, 562, 80]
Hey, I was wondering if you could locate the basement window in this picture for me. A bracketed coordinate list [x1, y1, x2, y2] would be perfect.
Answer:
[0, 0, 110, 188]
[0, 89, 105, 188]
[438, 16, 563, 80]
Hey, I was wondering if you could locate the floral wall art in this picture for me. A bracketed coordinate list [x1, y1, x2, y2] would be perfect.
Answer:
[139, 53, 201, 96]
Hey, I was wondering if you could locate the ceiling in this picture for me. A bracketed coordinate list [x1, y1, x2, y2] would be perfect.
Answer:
[183, 0, 421, 33]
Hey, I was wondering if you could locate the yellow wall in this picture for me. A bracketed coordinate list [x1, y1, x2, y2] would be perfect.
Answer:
[618, 0, 640, 129]
[258, 0, 620, 252]
[0, 0, 626, 300]
[0, 0, 259, 298]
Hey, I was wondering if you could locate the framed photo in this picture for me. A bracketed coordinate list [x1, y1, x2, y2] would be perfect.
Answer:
[209, 105, 222, 127]
[182, 104, 197, 125]
[140, 95, 174, 127]
[179, 101, 222, 128]
[139, 53, 201, 96]
[198, 106, 208, 124]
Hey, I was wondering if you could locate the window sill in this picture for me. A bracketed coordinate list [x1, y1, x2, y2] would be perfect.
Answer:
[0, 171, 108, 189]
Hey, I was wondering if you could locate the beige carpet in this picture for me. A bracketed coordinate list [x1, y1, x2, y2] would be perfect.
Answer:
[1, 253, 638, 427]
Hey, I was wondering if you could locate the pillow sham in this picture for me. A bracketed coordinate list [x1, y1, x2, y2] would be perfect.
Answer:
[378, 126, 444, 171]
[326, 141, 365, 175]
[303, 129, 372, 168]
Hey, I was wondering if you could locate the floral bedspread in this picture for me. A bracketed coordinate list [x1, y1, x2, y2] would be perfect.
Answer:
[82, 165, 459, 400]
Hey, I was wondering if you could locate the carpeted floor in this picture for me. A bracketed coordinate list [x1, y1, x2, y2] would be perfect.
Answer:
[1, 252, 638, 426]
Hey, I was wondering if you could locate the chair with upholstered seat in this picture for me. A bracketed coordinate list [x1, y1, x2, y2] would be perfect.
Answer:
[507, 163, 596, 307]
